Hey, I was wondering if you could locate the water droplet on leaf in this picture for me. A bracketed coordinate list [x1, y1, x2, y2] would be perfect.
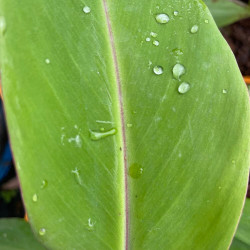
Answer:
[32, 194, 38, 202]
[191, 25, 199, 33]
[146, 37, 151, 42]
[153, 40, 159, 46]
[172, 48, 183, 56]
[89, 128, 117, 141]
[155, 14, 169, 24]
[205, 19, 209, 24]
[45, 58, 50, 64]
[87, 218, 95, 231]
[0, 16, 6, 35]
[127, 124, 133, 128]
[39, 228, 46, 236]
[153, 66, 163, 75]
[68, 135, 82, 147]
[71, 168, 83, 186]
[178, 82, 190, 94]
[129, 163, 143, 179]
[41, 180, 48, 189]
[83, 6, 91, 14]
[173, 11, 179, 16]
[222, 89, 227, 94]
[173, 64, 185, 80]
[150, 32, 157, 38]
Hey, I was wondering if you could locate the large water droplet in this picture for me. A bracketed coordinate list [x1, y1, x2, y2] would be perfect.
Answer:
[173, 64, 185, 80]
[178, 82, 190, 94]
[155, 14, 169, 24]
[39, 228, 46, 236]
[191, 25, 199, 34]
[0, 16, 6, 35]
[83, 6, 91, 14]
[153, 66, 163, 75]
[128, 163, 143, 179]
[153, 40, 159, 46]
[89, 128, 117, 141]
[41, 180, 48, 189]
[32, 194, 38, 202]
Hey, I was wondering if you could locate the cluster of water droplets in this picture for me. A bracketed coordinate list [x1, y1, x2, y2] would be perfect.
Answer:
[146, 31, 159, 47]
[148, 8, 208, 94]
[31, 179, 48, 236]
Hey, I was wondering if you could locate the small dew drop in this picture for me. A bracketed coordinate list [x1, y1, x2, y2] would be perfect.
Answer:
[150, 32, 157, 38]
[153, 40, 159, 46]
[87, 218, 95, 231]
[173, 63, 185, 80]
[83, 6, 91, 14]
[41, 180, 48, 189]
[172, 48, 183, 56]
[155, 14, 170, 24]
[153, 66, 163, 75]
[39, 228, 46, 236]
[32, 194, 38, 202]
[178, 82, 190, 94]
[0, 16, 6, 35]
[205, 19, 209, 24]
[128, 163, 143, 179]
[146, 37, 151, 42]
[89, 128, 117, 141]
[191, 25, 199, 34]
[45, 58, 50, 64]
[127, 124, 133, 128]
[100, 127, 105, 131]
[173, 11, 179, 16]
[222, 89, 227, 94]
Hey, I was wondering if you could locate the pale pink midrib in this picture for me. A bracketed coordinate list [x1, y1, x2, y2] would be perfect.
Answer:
[102, 1, 129, 249]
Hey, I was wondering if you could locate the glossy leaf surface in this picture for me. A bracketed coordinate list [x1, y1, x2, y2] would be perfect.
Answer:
[0, 0, 250, 249]
[204, 0, 250, 27]
[0, 219, 45, 250]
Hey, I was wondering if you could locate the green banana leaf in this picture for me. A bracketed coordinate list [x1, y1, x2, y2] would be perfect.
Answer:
[0, 219, 45, 250]
[0, 0, 250, 249]
[204, 0, 250, 27]
[231, 199, 250, 249]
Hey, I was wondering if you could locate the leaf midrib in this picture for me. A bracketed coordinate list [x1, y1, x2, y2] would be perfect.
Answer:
[102, 1, 129, 249]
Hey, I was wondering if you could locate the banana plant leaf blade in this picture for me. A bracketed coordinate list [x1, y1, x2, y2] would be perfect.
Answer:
[0, 0, 250, 249]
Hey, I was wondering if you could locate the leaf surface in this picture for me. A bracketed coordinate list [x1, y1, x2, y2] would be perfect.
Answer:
[0, 0, 250, 249]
